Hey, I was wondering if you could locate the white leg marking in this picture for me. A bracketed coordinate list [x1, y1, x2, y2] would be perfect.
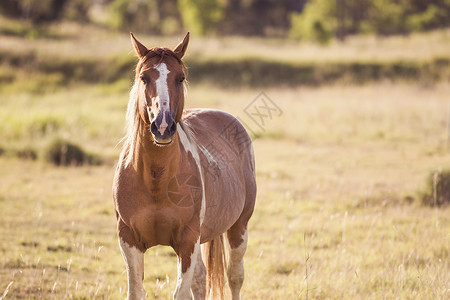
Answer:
[173, 240, 201, 300]
[228, 230, 248, 300]
[119, 238, 146, 300]
[177, 125, 206, 224]
[191, 249, 206, 300]
[154, 63, 170, 135]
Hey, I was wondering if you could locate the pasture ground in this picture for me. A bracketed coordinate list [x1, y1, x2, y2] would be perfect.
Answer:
[0, 23, 449, 299]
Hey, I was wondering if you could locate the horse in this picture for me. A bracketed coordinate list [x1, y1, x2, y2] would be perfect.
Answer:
[112, 32, 257, 300]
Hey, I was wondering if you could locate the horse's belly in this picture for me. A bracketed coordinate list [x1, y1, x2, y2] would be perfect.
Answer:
[198, 157, 247, 242]
[199, 186, 246, 243]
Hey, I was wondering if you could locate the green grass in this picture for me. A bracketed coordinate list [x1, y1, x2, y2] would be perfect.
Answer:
[0, 23, 449, 299]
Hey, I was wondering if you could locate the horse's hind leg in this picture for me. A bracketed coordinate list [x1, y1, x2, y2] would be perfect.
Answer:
[226, 225, 248, 300]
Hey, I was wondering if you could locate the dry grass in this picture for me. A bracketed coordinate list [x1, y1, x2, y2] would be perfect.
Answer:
[0, 80, 449, 299]
[0, 21, 449, 299]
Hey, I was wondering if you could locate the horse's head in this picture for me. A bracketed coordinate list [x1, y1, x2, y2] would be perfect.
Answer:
[131, 32, 189, 145]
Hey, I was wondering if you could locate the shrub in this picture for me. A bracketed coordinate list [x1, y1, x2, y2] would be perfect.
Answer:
[45, 138, 101, 166]
[421, 169, 450, 207]
[16, 147, 38, 160]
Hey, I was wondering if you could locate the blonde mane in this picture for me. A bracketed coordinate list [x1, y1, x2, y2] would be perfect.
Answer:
[121, 48, 187, 167]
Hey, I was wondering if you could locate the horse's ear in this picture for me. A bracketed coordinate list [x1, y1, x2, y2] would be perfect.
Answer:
[173, 32, 190, 59]
[130, 32, 148, 59]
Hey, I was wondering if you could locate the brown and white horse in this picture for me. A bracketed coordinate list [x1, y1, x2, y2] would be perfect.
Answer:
[113, 32, 257, 300]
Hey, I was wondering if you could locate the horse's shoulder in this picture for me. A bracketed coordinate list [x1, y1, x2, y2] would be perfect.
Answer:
[113, 154, 139, 197]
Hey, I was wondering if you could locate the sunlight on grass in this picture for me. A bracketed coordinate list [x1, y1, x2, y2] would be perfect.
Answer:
[1, 80, 449, 298]
[0, 24, 449, 298]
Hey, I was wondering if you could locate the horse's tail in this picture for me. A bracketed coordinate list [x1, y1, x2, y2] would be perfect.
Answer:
[203, 234, 227, 300]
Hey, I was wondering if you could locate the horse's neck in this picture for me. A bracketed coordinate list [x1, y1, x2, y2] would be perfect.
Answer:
[133, 122, 181, 190]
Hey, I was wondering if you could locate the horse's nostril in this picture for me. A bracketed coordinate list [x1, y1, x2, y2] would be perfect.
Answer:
[169, 122, 177, 135]
[150, 121, 158, 135]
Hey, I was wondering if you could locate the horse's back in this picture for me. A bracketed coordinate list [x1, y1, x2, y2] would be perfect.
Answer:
[182, 109, 256, 242]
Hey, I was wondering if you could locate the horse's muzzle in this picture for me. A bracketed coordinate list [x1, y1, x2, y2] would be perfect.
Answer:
[150, 112, 177, 145]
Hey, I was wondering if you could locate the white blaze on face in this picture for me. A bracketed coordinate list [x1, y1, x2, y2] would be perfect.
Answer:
[154, 63, 171, 135]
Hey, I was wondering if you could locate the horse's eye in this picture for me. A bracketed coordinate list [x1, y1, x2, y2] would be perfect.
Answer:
[140, 75, 148, 85]
[178, 75, 185, 83]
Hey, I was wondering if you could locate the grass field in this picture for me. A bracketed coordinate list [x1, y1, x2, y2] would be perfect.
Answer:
[0, 22, 449, 299]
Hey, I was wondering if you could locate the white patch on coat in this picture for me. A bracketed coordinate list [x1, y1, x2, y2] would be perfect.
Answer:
[118, 237, 146, 299]
[177, 124, 206, 224]
[154, 63, 170, 135]
[228, 230, 247, 268]
[199, 145, 217, 165]
[173, 239, 201, 300]
[227, 229, 248, 299]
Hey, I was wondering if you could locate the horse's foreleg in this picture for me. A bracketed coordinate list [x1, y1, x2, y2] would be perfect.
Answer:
[118, 235, 146, 300]
[227, 227, 248, 300]
[191, 248, 206, 300]
[173, 239, 200, 300]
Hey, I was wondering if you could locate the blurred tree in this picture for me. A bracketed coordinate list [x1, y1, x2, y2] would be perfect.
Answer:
[0, 0, 21, 19]
[363, 0, 405, 35]
[177, 0, 227, 35]
[64, 0, 92, 23]
[344, 0, 371, 34]
[1, 0, 449, 37]
[107, 0, 181, 34]
[289, 0, 335, 44]
[0, 0, 69, 24]
[108, 0, 155, 31]
[336, 0, 345, 41]
[405, 0, 450, 31]
[289, 0, 450, 42]
[219, 0, 303, 36]
[360, 0, 450, 35]
[155, 0, 183, 35]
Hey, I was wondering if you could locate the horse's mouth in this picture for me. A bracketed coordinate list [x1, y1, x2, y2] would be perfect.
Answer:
[153, 136, 173, 145]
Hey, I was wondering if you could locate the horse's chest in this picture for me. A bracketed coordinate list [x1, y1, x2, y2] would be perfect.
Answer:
[130, 204, 194, 247]
[166, 171, 202, 207]
[119, 174, 202, 248]
[114, 155, 203, 248]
